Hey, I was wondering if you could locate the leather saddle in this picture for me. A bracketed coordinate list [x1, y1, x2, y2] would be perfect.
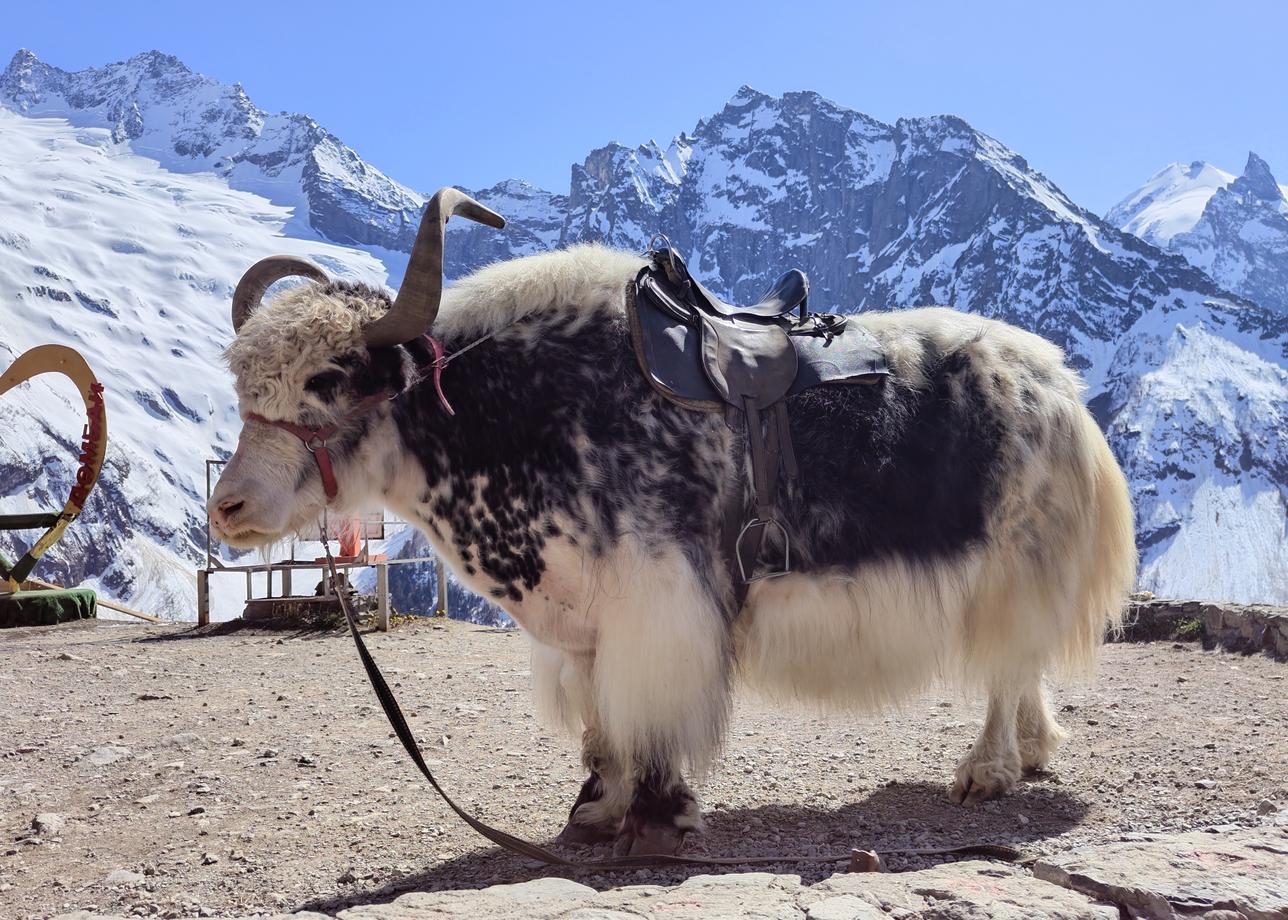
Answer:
[626, 240, 888, 603]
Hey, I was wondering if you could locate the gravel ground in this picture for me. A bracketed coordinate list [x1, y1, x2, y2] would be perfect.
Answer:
[1, 618, 1285, 919]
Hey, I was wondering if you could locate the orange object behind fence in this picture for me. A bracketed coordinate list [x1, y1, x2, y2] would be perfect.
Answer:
[339, 519, 362, 558]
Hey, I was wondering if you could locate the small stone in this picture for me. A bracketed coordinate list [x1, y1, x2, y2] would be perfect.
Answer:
[32, 812, 66, 836]
[201, 853, 220, 865]
[1195, 779, 1218, 789]
[87, 746, 131, 766]
[847, 849, 882, 873]
[105, 869, 145, 886]
[1258, 799, 1279, 815]
[258, 748, 279, 759]
[187, 806, 206, 816]
[56, 652, 85, 661]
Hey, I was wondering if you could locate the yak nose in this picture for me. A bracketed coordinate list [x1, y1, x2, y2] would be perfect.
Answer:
[211, 495, 246, 531]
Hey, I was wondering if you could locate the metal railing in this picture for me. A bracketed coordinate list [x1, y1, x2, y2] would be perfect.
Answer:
[198, 458, 450, 628]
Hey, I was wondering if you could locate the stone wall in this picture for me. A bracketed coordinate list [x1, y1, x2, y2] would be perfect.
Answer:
[1122, 596, 1288, 660]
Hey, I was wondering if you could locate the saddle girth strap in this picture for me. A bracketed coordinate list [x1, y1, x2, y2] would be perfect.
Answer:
[727, 397, 795, 601]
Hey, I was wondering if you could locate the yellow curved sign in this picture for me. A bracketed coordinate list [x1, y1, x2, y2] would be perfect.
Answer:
[0, 345, 108, 591]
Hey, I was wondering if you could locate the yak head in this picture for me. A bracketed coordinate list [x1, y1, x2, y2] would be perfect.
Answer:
[207, 188, 503, 548]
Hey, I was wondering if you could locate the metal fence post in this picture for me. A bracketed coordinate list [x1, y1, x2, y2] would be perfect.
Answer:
[376, 562, 389, 632]
[197, 569, 209, 627]
[435, 556, 448, 618]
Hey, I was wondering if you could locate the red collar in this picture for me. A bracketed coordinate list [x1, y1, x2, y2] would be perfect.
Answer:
[245, 335, 454, 503]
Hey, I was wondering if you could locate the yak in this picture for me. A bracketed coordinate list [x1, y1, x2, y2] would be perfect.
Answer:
[209, 189, 1135, 856]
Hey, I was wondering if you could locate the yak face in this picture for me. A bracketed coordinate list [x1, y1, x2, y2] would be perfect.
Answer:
[208, 187, 503, 549]
[208, 281, 404, 548]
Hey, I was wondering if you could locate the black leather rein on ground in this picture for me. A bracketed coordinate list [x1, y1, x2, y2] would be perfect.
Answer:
[323, 547, 1024, 872]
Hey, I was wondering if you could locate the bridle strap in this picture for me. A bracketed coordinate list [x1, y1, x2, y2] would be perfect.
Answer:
[246, 390, 391, 501]
[241, 329, 507, 503]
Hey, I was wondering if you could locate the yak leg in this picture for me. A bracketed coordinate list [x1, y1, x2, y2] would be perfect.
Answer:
[595, 548, 730, 856]
[537, 649, 631, 844]
[613, 760, 702, 857]
[950, 679, 1023, 805]
[1016, 680, 1067, 774]
[558, 724, 632, 844]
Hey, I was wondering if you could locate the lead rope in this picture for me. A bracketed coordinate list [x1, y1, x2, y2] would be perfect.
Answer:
[320, 536, 1025, 872]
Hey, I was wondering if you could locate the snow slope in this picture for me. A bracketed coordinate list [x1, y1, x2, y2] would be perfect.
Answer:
[0, 108, 388, 616]
[1111, 154, 1288, 315]
[1106, 161, 1237, 246]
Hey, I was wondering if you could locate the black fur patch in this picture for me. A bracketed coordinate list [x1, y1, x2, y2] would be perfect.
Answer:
[385, 311, 731, 608]
[780, 341, 1006, 570]
[351, 298, 1008, 609]
[568, 772, 605, 821]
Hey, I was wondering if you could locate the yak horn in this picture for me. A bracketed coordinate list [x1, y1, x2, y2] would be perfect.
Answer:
[362, 188, 505, 348]
[231, 256, 329, 332]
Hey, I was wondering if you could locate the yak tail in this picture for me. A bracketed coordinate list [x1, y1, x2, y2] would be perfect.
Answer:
[1056, 413, 1137, 676]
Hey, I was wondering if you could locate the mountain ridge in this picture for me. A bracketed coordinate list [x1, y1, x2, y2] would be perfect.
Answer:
[1110, 152, 1288, 316]
[2, 48, 1286, 612]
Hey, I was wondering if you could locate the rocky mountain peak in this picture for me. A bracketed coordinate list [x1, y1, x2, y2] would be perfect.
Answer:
[1234, 151, 1284, 202]
[1114, 149, 1288, 317]
[0, 48, 425, 252]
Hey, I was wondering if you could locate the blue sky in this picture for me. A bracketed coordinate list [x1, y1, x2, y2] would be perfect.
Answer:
[7, 0, 1286, 214]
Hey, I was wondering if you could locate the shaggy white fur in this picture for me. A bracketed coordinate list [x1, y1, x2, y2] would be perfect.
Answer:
[213, 243, 1136, 830]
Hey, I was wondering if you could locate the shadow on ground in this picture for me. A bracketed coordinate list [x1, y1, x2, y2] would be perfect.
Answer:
[297, 779, 1089, 915]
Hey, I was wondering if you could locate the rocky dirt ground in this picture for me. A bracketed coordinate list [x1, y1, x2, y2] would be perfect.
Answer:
[2, 618, 1286, 919]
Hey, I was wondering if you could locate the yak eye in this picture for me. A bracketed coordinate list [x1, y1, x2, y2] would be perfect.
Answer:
[304, 370, 346, 400]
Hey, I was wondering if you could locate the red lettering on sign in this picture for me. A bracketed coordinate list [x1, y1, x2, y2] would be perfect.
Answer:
[69, 383, 106, 510]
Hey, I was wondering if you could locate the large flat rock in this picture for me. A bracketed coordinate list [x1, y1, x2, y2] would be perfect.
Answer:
[334, 862, 1115, 920]
[1033, 827, 1288, 919]
[807, 861, 1117, 920]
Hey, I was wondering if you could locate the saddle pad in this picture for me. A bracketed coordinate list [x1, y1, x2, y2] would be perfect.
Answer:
[627, 279, 890, 412]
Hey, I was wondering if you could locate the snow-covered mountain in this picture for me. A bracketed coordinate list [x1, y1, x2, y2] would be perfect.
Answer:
[1109, 154, 1288, 315]
[0, 49, 426, 259]
[0, 106, 388, 615]
[2, 49, 1286, 613]
[458, 88, 1288, 604]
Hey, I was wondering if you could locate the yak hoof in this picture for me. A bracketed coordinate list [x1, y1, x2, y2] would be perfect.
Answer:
[612, 814, 687, 857]
[949, 756, 1019, 805]
[556, 817, 617, 846]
